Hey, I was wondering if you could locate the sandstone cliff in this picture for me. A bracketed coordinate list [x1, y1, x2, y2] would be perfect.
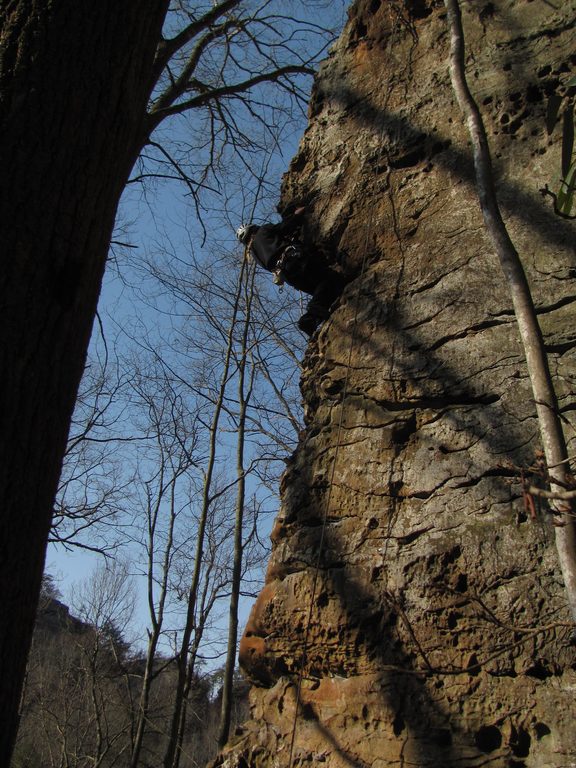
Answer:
[214, 1, 576, 766]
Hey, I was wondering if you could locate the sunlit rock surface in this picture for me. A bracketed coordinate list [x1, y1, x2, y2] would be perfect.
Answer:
[212, 1, 576, 765]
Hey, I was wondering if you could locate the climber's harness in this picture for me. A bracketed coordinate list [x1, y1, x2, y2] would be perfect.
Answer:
[272, 243, 304, 286]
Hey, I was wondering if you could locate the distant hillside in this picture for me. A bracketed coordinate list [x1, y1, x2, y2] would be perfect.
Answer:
[13, 583, 249, 768]
[35, 595, 90, 636]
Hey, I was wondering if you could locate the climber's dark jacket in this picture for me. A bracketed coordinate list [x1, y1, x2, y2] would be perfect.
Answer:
[248, 211, 347, 335]
[249, 213, 302, 271]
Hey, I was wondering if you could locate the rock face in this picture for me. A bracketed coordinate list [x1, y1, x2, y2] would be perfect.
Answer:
[215, 1, 576, 766]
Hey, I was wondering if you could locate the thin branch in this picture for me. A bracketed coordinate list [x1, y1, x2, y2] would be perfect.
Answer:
[151, 18, 243, 116]
[151, 0, 242, 85]
[528, 485, 576, 503]
[147, 64, 314, 127]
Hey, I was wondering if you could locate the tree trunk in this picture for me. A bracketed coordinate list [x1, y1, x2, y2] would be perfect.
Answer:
[0, 2, 168, 761]
[163, 258, 248, 768]
[218, 261, 255, 749]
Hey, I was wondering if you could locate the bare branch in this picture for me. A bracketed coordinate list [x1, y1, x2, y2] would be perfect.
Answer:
[151, 0, 242, 84]
[147, 63, 314, 127]
[151, 17, 244, 116]
[528, 485, 576, 503]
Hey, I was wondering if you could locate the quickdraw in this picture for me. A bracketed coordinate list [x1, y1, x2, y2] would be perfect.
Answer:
[272, 244, 303, 285]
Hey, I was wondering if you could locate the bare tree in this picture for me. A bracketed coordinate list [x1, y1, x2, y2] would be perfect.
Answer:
[158, 245, 252, 768]
[217, 256, 256, 748]
[125, 361, 203, 768]
[51, 349, 132, 556]
[71, 563, 137, 768]
[120, 223, 303, 761]
[15, 235, 304, 765]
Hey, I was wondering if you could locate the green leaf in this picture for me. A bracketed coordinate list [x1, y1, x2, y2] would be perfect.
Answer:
[557, 163, 576, 216]
[566, 75, 576, 88]
[546, 94, 563, 134]
[562, 103, 575, 178]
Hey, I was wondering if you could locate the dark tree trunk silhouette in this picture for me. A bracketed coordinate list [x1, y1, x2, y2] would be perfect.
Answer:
[0, 2, 168, 761]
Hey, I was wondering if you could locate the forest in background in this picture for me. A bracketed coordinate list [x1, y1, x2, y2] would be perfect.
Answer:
[13, 243, 307, 767]
[14, 575, 250, 768]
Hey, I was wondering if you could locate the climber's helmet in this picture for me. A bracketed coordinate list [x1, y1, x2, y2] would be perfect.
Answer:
[236, 223, 258, 245]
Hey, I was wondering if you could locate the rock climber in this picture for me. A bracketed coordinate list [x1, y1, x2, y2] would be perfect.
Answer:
[236, 207, 347, 336]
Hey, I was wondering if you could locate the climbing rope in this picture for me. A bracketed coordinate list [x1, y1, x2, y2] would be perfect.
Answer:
[286, 229, 372, 767]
